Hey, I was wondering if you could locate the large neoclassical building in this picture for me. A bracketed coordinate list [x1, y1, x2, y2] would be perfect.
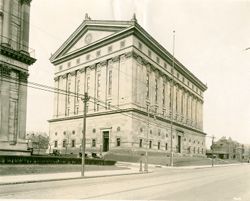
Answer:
[48, 15, 207, 157]
[0, 0, 36, 155]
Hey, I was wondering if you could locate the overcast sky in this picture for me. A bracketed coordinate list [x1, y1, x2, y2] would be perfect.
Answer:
[27, 0, 250, 145]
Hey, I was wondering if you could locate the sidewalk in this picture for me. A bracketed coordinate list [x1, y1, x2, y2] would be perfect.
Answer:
[0, 162, 248, 186]
[0, 163, 150, 186]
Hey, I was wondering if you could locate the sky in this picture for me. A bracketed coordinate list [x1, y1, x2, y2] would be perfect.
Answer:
[27, 0, 250, 146]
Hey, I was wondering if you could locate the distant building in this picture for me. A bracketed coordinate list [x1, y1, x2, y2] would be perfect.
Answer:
[0, 0, 36, 155]
[48, 15, 207, 157]
[209, 137, 244, 160]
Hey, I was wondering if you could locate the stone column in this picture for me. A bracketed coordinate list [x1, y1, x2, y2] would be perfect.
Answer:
[112, 56, 120, 106]
[0, 65, 10, 140]
[60, 74, 67, 116]
[70, 71, 76, 114]
[183, 90, 186, 123]
[18, 71, 29, 140]
[53, 76, 59, 117]
[2, 0, 11, 45]
[79, 67, 86, 113]
[20, 0, 31, 52]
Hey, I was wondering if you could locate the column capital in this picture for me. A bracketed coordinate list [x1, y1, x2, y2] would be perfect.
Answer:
[100, 60, 107, 66]
[1, 65, 11, 77]
[62, 73, 67, 79]
[19, 71, 29, 82]
[112, 55, 120, 62]
[54, 76, 60, 81]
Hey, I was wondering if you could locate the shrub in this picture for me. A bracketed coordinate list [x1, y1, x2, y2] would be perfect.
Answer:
[0, 155, 116, 165]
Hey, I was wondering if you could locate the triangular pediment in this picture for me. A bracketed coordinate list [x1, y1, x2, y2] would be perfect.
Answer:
[67, 29, 115, 53]
[50, 20, 134, 63]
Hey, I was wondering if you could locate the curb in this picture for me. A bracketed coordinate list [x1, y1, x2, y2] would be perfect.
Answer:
[0, 171, 152, 186]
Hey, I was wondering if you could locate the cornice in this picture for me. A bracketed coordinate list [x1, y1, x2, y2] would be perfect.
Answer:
[48, 107, 206, 135]
[0, 44, 36, 65]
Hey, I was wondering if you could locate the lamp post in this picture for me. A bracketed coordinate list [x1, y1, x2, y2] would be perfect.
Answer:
[81, 92, 89, 177]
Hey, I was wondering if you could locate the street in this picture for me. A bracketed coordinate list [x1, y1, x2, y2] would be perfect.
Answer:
[0, 164, 249, 200]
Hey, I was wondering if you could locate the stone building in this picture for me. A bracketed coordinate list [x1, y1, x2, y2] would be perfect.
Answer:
[209, 137, 244, 160]
[0, 0, 36, 155]
[48, 15, 207, 157]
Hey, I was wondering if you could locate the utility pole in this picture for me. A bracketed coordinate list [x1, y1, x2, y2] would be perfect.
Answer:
[170, 30, 175, 167]
[81, 92, 89, 177]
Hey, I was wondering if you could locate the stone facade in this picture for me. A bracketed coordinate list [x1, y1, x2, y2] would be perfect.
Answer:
[0, 0, 36, 155]
[48, 16, 207, 157]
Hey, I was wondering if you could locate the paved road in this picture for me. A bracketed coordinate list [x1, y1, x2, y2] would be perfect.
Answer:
[0, 164, 249, 200]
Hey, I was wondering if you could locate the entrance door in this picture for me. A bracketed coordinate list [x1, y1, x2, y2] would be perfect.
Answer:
[103, 131, 109, 152]
[177, 136, 181, 153]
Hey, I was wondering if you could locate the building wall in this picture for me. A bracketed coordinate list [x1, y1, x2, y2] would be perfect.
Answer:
[0, 0, 35, 155]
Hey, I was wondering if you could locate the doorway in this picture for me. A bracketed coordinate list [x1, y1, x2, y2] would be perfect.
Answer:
[103, 131, 109, 152]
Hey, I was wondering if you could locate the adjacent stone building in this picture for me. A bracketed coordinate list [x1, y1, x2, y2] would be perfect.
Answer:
[48, 15, 207, 157]
[209, 137, 244, 160]
[0, 0, 36, 155]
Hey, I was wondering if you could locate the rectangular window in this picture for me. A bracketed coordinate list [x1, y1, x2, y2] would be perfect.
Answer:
[181, 92, 184, 115]
[97, 73, 101, 98]
[71, 140, 75, 147]
[155, 79, 158, 102]
[108, 70, 112, 96]
[87, 76, 90, 93]
[139, 139, 143, 148]
[67, 82, 71, 104]
[158, 142, 160, 150]
[146, 73, 150, 99]
[92, 139, 96, 147]
[76, 107, 79, 114]
[165, 143, 168, 150]
[149, 140, 152, 149]
[62, 140, 66, 148]
[169, 87, 172, 109]
[163, 83, 165, 106]
[176, 88, 178, 113]
[116, 138, 121, 147]
[54, 141, 58, 148]
[77, 80, 80, 102]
